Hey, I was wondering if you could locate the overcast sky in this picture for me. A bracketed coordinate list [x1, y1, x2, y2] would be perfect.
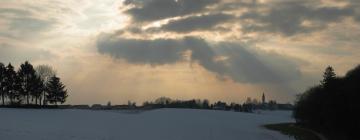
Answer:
[1, 0, 359, 104]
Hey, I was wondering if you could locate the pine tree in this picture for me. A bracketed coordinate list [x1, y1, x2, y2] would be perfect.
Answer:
[5, 63, 21, 105]
[14, 74, 23, 104]
[321, 66, 336, 87]
[18, 61, 37, 105]
[31, 76, 44, 105]
[46, 75, 68, 105]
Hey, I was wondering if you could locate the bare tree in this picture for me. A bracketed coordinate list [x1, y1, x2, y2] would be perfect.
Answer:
[35, 65, 56, 106]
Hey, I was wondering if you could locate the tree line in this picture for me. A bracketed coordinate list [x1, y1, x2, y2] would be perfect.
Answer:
[0, 61, 68, 107]
[294, 65, 360, 140]
[139, 96, 291, 112]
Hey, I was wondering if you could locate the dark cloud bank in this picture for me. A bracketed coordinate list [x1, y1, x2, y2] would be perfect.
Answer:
[97, 35, 301, 84]
[240, 1, 355, 36]
[124, 0, 360, 36]
[97, 0, 360, 85]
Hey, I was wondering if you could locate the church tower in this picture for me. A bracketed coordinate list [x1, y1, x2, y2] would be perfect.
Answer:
[262, 92, 265, 104]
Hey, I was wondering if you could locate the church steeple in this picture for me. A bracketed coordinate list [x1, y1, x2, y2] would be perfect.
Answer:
[262, 92, 265, 104]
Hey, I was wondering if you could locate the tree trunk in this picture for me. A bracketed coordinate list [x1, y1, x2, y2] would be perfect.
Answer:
[9, 95, 13, 105]
[1, 94, 4, 105]
[42, 92, 46, 106]
[39, 95, 42, 106]
[26, 94, 29, 105]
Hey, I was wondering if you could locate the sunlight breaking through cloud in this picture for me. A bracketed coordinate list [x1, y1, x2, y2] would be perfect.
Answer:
[1, 0, 360, 104]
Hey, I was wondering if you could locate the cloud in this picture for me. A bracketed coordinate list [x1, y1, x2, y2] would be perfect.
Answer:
[96, 35, 301, 84]
[123, 0, 218, 22]
[0, 7, 56, 39]
[154, 13, 234, 33]
[97, 35, 186, 65]
[240, 1, 354, 36]
[97, 35, 226, 73]
[121, 0, 360, 37]
[9, 17, 54, 32]
[0, 8, 31, 17]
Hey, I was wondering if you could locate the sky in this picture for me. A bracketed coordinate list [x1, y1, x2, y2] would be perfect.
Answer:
[1, 0, 359, 105]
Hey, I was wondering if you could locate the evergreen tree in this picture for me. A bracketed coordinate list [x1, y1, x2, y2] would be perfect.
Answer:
[31, 76, 44, 105]
[5, 63, 21, 105]
[321, 66, 336, 86]
[14, 74, 23, 104]
[18, 61, 37, 105]
[0, 63, 5, 105]
[46, 75, 67, 105]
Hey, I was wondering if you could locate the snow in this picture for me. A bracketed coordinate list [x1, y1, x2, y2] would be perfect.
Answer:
[0, 108, 294, 140]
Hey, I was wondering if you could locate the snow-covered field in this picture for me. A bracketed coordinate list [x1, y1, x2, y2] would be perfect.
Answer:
[0, 108, 294, 140]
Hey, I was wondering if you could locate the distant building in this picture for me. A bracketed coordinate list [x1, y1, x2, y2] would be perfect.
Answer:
[262, 92, 266, 104]
[213, 101, 226, 110]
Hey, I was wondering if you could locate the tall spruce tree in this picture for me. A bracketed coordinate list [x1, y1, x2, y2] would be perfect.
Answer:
[31, 76, 44, 105]
[18, 61, 37, 105]
[5, 63, 21, 104]
[321, 66, 336, 86]
[46, 75, 67, 105]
